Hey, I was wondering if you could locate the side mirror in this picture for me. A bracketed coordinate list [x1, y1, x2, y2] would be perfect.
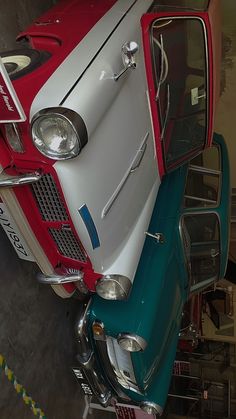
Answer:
[114, 41, 139, 81]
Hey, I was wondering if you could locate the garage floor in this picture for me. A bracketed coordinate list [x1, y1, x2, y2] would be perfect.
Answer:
[0, 4, 113, 419]
[0, 1, 235, 418]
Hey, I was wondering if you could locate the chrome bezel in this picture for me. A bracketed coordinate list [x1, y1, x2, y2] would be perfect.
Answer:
[31, 107, 88, 160]
[95, 275, 132, 301]
[117, 333, 147, 352]
[4, 123, 24, 153]
[140, 401, 163, 416]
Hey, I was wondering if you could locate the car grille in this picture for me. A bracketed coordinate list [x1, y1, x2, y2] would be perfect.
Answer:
[105, 337, 141, 394]
[31, 173, 87, 263]
[31, 173, 68, 221]
[49, 227, 87, 263]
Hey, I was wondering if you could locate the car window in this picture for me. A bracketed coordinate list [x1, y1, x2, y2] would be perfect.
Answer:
[150, 17, 208, 171]
[151, 1, 209, 12]
[182, 213, 220, 292]
[184, 145, 221, 208]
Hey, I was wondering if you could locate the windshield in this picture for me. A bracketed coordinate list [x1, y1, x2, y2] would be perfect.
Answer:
[151, 17, 208, 171]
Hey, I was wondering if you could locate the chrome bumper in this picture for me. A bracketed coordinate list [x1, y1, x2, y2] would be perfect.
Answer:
[0, 171, 41, 187]
[74, 299, 130, 407]
[74, 299, 112, 407]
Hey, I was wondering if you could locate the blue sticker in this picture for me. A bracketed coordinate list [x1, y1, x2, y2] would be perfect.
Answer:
[78, 205, 100, 249]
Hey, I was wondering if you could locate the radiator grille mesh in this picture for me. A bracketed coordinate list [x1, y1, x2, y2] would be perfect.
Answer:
[49, 228, 87, 262]
[32, 174, 68, 221]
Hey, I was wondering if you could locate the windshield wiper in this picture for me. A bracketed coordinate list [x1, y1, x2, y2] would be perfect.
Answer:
[161, 83, 170, 140]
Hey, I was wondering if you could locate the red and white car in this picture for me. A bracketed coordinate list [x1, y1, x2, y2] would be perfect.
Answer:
[0, 0, 221, 300]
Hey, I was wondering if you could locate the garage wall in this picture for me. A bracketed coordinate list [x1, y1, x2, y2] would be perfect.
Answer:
[215, 0, 236, 188]
[0, 0, 57, 51]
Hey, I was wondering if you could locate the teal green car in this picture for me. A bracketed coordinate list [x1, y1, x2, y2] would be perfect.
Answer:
[73, 134, 230, 416]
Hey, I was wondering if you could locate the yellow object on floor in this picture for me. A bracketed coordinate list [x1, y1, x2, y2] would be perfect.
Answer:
[0, 354, 46, 418]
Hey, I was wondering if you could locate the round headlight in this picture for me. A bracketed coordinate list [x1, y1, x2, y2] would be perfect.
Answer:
[117, 333, 147, 352]
[31, 107, 87, 160]
[140, 402, 163, 416]
[96, 275, 132, 300]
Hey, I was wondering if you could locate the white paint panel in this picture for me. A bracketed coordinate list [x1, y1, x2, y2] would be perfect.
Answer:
[53, 0, 160, 281]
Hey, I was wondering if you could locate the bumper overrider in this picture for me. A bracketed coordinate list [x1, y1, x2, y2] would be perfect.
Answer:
[73, 298, 163, 416]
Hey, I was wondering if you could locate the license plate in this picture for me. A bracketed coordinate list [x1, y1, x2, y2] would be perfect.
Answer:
[0, 201, 35, 261]
[72, 367, 94, 396]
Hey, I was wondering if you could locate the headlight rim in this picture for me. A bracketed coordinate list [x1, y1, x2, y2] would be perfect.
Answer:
[95, 274, 132, 301]
[117, 333, 147, 352]
[31, 107, 88, 160]
[140, 401, 163, 416]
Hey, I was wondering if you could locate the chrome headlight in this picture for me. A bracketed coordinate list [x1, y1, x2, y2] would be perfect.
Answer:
[31, 107, 87, 160]
[95, 275, 132, 300]
[140, 402, 163, 416]
[117, 333, 147, 352]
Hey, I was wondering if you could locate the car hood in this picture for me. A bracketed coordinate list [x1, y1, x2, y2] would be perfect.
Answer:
[30, 0, 138, 119]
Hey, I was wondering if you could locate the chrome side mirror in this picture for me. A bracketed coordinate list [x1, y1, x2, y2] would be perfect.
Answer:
[113, 41, 139, 81]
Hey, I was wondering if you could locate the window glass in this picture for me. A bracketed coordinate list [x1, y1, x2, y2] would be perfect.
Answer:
[184, 145, 220, 208]
[182, 213, 220, 289]
[151, 18, 208, 170]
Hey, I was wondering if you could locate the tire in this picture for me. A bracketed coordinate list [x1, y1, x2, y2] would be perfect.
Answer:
[0, 49, 50, 80]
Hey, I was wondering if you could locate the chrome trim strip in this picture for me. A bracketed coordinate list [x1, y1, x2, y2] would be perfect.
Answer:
[0, 171, 41, 187]
[101, 132, 149, 218]
[189, 164, 221, 175]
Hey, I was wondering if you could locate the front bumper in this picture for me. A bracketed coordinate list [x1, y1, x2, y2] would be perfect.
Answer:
[0, 167, 98, 296]
[74, 298, 131, 407]
[0, 180, 73, 299]
[74, 299, 112, 406]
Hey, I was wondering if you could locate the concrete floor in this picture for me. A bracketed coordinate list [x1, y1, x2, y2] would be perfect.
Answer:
[0, 0, 235, 418]
[0, 4, 113, 419]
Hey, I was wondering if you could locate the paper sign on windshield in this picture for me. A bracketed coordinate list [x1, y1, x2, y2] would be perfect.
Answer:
[0, 57, 26, 123]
